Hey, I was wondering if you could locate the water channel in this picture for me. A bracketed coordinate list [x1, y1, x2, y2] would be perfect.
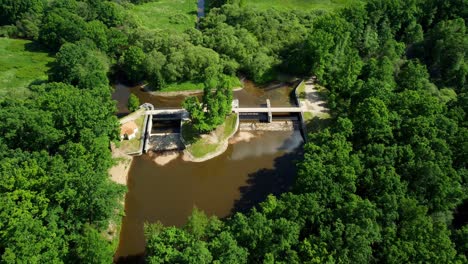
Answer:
[113, 80, 304, 261]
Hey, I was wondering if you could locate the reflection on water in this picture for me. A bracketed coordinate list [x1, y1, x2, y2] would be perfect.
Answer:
[235, 80, 297, 107]
[230, 131, 303, 160]
[113, 79, 303, 261]
[112, 80, 298, 114]
[112, 83, 195, 112]
[115, 131, 303, 259]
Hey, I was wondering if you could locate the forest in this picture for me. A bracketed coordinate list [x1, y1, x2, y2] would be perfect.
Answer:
[0, 0, 467, 263]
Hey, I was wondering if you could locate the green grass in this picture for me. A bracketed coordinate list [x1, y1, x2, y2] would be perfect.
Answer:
[0, 38, 54, 98]
[245, 0, 363, 11]
[183, 114, 238, 159]
[304, 111, 313, 121]
[305, 112, 332, 133]
[163, 81, 205, 92]
[118, 114, 146, 154]
[297, 81, 306, 99]
[128, 0, 198, 33]
[222, 114, 238, 138]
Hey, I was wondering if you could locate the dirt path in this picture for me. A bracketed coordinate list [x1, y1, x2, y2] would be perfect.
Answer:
[300, 78, 330, 117]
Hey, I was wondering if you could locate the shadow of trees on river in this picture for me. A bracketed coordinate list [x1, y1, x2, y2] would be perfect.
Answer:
[231, 143, 304, 215]
[115, 255, 145, 264]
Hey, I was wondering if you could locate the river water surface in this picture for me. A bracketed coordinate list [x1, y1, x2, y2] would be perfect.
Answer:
[114, 80, 303, 260]
[112, 80, 297, 112]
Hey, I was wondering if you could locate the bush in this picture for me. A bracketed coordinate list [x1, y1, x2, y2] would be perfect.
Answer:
[128, 94, 140, 112]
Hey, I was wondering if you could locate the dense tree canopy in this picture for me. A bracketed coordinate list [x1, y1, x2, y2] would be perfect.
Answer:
[0, 2, 125, 261]
[0, 0, 467, 262]
[146, 0, 468, 262]
[183, 77, 233, 133]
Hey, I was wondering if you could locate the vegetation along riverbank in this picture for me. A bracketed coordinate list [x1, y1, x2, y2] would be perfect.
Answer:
[182, 113, 239, 162]
[0, 0, 467, 263]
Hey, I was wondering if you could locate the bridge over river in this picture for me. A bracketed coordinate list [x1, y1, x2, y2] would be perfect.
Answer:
[145, 99, 303, 122]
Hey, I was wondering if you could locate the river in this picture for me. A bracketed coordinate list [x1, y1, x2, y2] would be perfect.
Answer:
[111, 80, 297, 112]
[113, 80, 303, 261]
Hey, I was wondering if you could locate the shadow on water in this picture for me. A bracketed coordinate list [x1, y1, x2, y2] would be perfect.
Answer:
[453, 199, 468, 229]
[115, 255, 144, 264]
[231, 139, 304, 214]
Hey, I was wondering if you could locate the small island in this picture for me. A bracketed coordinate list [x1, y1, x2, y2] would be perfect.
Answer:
[182, 113, 239, 162]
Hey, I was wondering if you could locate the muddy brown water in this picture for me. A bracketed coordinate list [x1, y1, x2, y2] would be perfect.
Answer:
[112, 80, 297, 114]
[113, 80, 303, 260]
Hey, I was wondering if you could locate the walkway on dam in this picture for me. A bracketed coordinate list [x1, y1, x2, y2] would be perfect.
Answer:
[234, 107, 302, 113]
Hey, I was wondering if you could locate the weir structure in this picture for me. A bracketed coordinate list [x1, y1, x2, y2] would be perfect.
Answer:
[144, 100, 303, 122]
[140, 99, 306, 153]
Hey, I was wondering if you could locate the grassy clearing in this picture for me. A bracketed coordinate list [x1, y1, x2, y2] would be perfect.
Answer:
[245, 0, 363, 11]
[128, 0, 198, 33]
[0, 38, 54, 98]
[118, 114, 146, 154]
[305, 112, 332, 132]
[182, 114, 238, 158]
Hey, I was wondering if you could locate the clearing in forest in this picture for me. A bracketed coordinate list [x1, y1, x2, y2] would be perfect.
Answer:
[0, 38, 53, 98]
[128, 0, 198, 33]
[245, 0, 363, 11]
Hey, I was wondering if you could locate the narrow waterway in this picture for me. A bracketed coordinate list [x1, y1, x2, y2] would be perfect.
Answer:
[198, 0, 205, 19]
[113, 80, 303, 261]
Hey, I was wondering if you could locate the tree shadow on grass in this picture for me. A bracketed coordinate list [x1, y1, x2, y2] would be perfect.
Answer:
[181, 121, 201, 145]
[305, 115, 332, 133]
[231, 143, 304, 215]
[28, 78, 49, 87]
[23, 41, 54, 55]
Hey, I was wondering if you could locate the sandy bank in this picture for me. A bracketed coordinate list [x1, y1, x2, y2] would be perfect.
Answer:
[229, 131, 258, 144]
[149, 151, 180, 166]
[109, 143, 133, 185]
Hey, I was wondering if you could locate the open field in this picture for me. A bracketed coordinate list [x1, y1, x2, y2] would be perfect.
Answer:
[128, 0, 198, 33]
[0, 38, 54, 98]
[245, 0, 363, 11]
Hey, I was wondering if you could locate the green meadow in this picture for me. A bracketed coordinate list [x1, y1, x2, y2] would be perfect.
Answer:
[245, 0, 363, 11]
[128, 0, 198, 33]
[0, 38, 54, 98]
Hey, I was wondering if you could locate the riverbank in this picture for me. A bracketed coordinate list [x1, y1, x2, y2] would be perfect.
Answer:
[181, 114, 239, 162]
[109, 143, 133, 186]
[147, 86, 243, 97]
[108, 144, 131, 259]
[296, 78, 332, 132]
